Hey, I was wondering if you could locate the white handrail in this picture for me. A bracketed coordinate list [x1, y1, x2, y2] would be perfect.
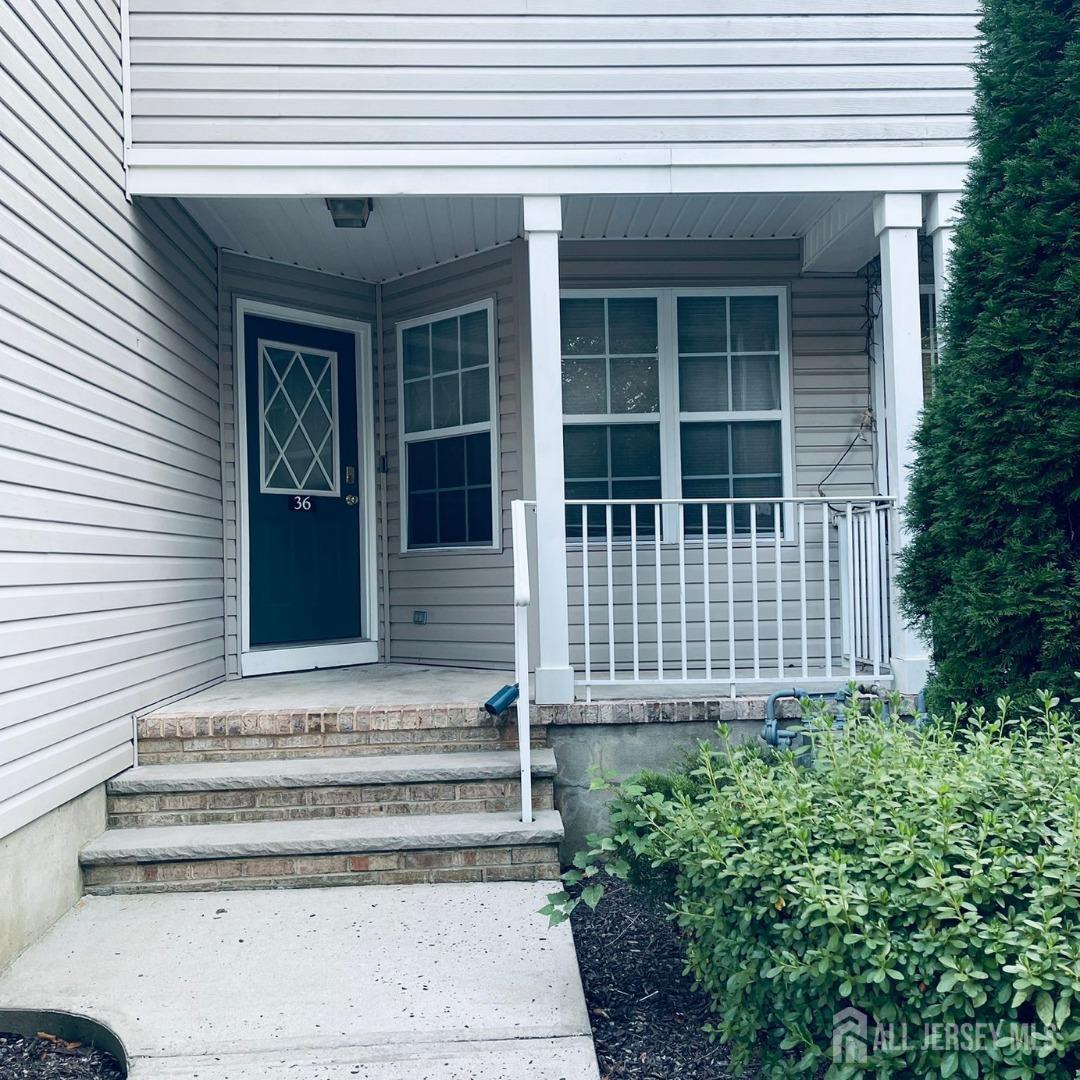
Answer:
[510, 499, 533, 824]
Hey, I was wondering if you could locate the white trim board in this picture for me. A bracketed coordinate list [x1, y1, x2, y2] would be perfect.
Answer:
[235, 298, 378, 676]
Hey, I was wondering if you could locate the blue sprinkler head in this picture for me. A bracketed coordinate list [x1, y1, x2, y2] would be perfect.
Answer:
[484, 683, 519, 718]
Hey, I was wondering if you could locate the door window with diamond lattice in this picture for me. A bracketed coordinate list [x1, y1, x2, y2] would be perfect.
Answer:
[257, 340, 340, 495]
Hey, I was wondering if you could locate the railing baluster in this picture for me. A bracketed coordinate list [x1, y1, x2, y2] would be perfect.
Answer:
[750, 504, 760, 680]
[846, 503, 856, 679]
[654, 503, 663, 681]
[606, 503, 615, 681]
[822, 501, 833, 679]
[798, 502, 808, 679]
[630, 504, 640, 682]
[774, 500, 783, 680]
[726, 503, 735, 686]
[581, 505, 590, 689]
[678, 503, 688, 681]
[869, 500, 882, 677]
[702, 504, 712, 681]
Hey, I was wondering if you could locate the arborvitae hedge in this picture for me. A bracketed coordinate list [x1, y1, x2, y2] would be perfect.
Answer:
[898, 0, 1080, 710]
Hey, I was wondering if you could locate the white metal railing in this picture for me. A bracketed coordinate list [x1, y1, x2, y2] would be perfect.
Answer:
[510, 498, 533, 823]
[565, 496, 895, 696]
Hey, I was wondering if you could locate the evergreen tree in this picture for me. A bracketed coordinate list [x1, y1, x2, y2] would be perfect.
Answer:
[898, 0, 1080, 710]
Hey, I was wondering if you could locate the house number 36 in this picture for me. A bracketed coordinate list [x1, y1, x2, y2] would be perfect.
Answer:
[289, 495, 315, 512]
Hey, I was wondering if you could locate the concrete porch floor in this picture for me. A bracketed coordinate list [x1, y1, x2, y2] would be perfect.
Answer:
[0, 883, 599, 1079]
[148, 664, 513, 716]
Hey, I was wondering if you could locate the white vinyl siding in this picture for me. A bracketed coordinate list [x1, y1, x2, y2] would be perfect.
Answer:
[126, 3, 978, 158]
[1, 0, 223, 838]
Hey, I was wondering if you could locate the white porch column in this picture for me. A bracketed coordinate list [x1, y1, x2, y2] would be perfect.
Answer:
[523, 195, 574, 704]
[873, 193, 930, 693]
[926, 192, 962, 320]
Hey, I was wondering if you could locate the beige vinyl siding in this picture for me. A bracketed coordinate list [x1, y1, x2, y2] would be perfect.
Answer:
[0, 0, 223, 837]
[382, 245, 522, 670]
[217, 252, 377, 677]
[557, 240, 875, 676]
[127, 3, 977, 154]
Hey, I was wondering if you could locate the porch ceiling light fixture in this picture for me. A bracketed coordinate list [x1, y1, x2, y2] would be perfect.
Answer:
[326, 197, 374, 229]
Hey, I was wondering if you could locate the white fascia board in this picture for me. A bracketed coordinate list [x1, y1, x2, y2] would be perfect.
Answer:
[126, 146, 973, 200]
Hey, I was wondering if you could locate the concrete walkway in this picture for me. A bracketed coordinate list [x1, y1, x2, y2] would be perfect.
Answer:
[0, 883, 599, 1079]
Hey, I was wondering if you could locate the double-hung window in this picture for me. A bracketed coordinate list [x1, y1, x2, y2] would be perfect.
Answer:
[561, 288, 791, 538]
[398, 299, 498, 551]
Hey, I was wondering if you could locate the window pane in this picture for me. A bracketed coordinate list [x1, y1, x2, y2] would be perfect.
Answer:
[438, 488, 468, 546]
[461, 366, 490, 424]
[731, 421, 782, 476]
[680, 422, 730, 478]
[564, 425, 607, 480]
[432, 373, 460, 429]
[406, 433, 493, 548]
[461, 309, 489, 367]
[610, 424, 661, 479]
[436, 434, 466, 488]
[404, 380, 431, 433]
[403, 326, 430, 381]
[562, 357, 607, 414]
[677, 296, 727, 353]
[609, 356, 659, 413]
[561, 298, 605, 355]
[465, 430, 492, 485]
[679, 355, 728, 412]
[729, 296, 779, 352]
[431, 317, 459, 374]
[608, 297, 658, 355]
[731, 356, 781, 410]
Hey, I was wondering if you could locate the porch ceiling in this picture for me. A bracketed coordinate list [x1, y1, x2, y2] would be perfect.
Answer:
[179, 193, 859, 283]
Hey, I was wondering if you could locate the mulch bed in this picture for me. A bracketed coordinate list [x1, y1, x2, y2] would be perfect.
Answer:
[570, 878, 748, 1080]
[0, 1031, 124, 1080]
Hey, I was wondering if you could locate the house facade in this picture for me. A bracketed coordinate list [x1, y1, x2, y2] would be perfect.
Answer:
[1, 0, 976, 959]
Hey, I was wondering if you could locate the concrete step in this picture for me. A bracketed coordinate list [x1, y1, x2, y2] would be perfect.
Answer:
[106, 749, 557, 826]
[81, 809, 564, 894]
[136, 703, 543, 764]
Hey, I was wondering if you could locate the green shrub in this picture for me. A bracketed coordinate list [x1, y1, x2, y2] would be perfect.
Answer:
[897, 0, 1080, 711]
[545, 695, 1080, 1078]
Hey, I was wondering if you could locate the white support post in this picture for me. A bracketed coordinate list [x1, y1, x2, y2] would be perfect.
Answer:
[523, 195, 574, 704]
[926, 192, 962, 324]
[874, 193, 931, 693]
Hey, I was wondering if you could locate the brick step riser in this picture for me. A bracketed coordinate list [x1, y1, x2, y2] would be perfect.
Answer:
[136, 729, 545, 765]
[107, 778, 555, 827]
[83, 844, 561, 894]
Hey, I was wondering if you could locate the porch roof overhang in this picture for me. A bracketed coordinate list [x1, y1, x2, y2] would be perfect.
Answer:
[180, 186, 938, 283]
[128, 145, 972, 202]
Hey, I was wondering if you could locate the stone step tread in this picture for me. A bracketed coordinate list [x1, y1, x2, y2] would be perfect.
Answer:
[109, 749, 557, 795]
[80, 809, 564, 866]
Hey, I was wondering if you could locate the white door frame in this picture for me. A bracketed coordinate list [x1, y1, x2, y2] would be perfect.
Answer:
[235, 298, 379, 676]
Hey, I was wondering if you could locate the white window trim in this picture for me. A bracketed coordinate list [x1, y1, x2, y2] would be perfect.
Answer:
[257, 339, 342, 497]
[396, 297, 501, 554]
[560, 286, 795, 542]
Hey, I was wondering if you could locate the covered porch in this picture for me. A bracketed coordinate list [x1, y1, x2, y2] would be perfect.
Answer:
[173, 190, 960, 704]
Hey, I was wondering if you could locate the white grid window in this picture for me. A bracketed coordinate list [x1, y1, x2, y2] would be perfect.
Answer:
[397, 299, 499, 551]
[560, 288, 792, 538]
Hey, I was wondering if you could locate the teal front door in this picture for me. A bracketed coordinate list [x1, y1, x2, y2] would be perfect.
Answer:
[242, 310, 373, 673]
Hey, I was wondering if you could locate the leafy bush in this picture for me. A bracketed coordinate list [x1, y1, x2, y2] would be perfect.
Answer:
[544, 694, 1080, 1078]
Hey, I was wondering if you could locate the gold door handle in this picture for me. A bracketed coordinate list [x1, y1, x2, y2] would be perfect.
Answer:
[345, 494, 359, 507]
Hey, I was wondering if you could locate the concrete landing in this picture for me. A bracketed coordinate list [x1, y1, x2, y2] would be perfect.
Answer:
[0, 883, 599, 1080]
[148, 663, 510, 715]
